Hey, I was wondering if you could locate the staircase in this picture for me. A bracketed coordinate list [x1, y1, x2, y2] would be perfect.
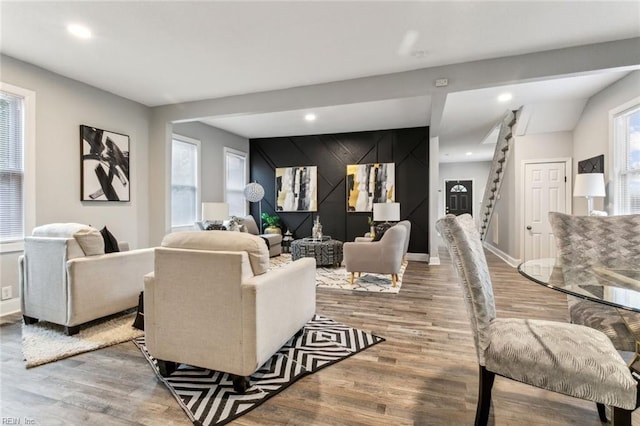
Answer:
[479, 110, 518, 240]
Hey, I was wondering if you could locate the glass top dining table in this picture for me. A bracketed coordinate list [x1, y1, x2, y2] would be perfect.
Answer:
[518, 258, 640, 313]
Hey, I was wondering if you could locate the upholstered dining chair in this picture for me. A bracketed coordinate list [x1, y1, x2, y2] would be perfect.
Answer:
[548, 212, 640, 354]
[436, 214, 639, 425]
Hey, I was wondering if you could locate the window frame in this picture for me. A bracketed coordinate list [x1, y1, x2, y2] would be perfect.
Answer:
[0, 82, 36, 253]
[610, 96, 640, 216]
[223, 147, 248, 217]
[170, 134, 201, 231]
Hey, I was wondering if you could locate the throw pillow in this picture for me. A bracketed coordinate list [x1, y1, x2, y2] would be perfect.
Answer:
[100, 226, 120, 253]
[372, 222, 394, 242]
[74, 228, 106, 256]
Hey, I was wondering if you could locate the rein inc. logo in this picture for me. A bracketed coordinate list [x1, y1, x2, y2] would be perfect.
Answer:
[2, 418, 35, 425]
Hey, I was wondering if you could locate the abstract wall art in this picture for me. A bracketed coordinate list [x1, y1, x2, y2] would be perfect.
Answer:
[275, 166, 317, 212]
[346, 163, 395, 212]
[80, 125, 130, 201]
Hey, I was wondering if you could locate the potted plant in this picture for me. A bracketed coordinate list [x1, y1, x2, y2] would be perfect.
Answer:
[261, 213, 282, 234]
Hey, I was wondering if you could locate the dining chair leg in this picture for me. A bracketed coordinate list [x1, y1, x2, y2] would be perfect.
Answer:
[475, 365, 495, 426]
[611, 407, 632, 426]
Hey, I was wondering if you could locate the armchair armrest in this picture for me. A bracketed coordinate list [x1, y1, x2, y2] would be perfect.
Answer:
[65, 248, 154, 325]
[355, 236, 373, 243]
[241, 257, 316, 372]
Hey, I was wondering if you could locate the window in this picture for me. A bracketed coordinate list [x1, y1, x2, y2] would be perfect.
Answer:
[613, 102, 640, 215]
[224, 147, 247, 217]
[171, 135, 201, 229]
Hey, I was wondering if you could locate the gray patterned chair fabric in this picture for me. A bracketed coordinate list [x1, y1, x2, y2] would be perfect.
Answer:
[548, 212, 640, 352]
[436, 214, 638, 425]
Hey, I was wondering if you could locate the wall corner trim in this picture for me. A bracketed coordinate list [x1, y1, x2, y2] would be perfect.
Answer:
[428, 255, 441, 265]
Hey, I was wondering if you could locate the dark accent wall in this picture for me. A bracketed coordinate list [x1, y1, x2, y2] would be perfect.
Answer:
[249, 126, 429, 253]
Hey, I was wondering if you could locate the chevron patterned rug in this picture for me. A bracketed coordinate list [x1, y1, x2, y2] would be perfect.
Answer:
[271, 253, 406, 293]
[134, 314, 383, 426]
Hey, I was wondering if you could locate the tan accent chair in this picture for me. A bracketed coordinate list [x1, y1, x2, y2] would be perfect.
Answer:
[437, 214, 639, 426]
[343, 225, 407, 287]
[19, 223, 154, 335]
[242, 215, 282, 257]
[144, 230, 316, 392]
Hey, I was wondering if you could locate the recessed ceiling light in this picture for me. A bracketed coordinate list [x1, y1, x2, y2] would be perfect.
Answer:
[497, 93, 513, 103]
[466, 152, 473, 156]
[305, 113, 316, 122]
[67, 24, 92, 39]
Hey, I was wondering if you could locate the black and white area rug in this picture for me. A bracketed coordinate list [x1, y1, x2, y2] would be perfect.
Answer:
[134, 314, 384, 426]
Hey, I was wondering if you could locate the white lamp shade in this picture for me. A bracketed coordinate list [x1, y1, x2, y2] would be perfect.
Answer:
[373, 202, 400, 222]
[243, 182, 265, 202]
[202, 202, 229, 221]
[573, 173, 605, 197]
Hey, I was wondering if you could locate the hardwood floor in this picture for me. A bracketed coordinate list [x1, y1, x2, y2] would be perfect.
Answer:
[2, 249, 636, 425]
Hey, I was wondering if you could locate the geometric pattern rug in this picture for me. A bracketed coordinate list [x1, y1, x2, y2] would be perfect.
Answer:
[134, 314, 384, 426]
[271, 253, 406, 293]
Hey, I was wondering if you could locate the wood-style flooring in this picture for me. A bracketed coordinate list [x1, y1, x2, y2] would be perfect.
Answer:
[2, 249, 637, 425]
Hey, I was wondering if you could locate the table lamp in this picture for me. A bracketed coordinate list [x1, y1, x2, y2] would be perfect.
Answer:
[373, 202, 400, 223]
[573, 173, 605, 215]
[202, 202, 229, 224]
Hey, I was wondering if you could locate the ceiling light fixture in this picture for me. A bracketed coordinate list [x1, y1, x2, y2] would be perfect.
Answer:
[497, 93, 513, 103]
[67, 24, 92, 39]
[466, 152, 473, 156]
[305, 113, 316, 122]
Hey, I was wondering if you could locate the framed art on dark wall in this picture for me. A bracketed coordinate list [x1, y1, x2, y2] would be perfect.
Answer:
[275, 166, 317, 211]
[346, 163, 395, 212]
[80, 125, 130, 201]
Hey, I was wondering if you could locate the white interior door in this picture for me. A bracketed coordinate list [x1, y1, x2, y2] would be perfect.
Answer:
[524, 161, 568, 261]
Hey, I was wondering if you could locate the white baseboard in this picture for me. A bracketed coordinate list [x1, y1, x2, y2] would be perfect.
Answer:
[406, 252, 429, 262]
[1, 298, 20, 317]
[482, 242, 521, 268]
[428, 256, 441, 265]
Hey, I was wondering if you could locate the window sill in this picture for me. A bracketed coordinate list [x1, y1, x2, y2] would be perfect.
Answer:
[0, 241, 24, 254]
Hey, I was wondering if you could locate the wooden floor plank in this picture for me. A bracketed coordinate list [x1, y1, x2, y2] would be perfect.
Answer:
[2, 248, 636, 425]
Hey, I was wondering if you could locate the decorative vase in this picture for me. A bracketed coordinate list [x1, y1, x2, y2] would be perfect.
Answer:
[312, 216, 323, 240]
[264, 226, 281, 235]
[370, 225, 376, 238]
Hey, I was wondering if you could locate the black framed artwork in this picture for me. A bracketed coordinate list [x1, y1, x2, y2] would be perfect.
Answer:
[80, 125, 130, 201]
[578, 154, 604, 174]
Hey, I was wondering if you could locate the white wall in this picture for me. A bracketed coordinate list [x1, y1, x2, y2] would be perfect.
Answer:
[0, 55, 152, 311]
[573, 70, 640, 215]
[172, 121, 249, 205]
[486, 131, 573, 261]
[439, 161, 491, 221]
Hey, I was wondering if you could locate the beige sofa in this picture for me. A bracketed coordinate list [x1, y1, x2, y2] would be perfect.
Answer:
[144, 230, 316, 392]
[19, 223, 154, 335]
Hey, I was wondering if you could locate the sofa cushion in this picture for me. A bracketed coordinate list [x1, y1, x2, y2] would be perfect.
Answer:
[161, 230, 270, 275]
[32, 223, 105, 256]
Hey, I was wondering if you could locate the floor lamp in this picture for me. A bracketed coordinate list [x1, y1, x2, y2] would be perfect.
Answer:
[244, 182, 265, 233]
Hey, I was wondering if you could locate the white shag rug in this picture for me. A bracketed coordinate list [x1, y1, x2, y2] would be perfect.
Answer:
[271, 253, 405, 293]
[22, 311, 143, 368]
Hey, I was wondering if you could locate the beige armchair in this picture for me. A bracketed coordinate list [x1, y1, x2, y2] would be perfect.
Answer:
[343, 225, 407, 287]
[242, 215, 282, 257]
[355, 220, 411, 258]
[144, 230, 316, 392]
[19, 223, 154, 335]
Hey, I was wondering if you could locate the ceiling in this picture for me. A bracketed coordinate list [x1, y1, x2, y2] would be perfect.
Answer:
[2, 1, 639, 163]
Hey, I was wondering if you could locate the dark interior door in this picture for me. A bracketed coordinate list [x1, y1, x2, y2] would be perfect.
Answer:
[445, 180, 473, 216]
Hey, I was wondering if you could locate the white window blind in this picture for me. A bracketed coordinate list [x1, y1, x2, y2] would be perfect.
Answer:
[171, 136, 200, 228]
[0, 91, 24, 243]
[614, 104, 640, 215]
[225, 148, 247, 217]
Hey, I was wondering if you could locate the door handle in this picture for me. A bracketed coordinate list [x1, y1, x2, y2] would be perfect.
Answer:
[526, 225, 532, 230]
